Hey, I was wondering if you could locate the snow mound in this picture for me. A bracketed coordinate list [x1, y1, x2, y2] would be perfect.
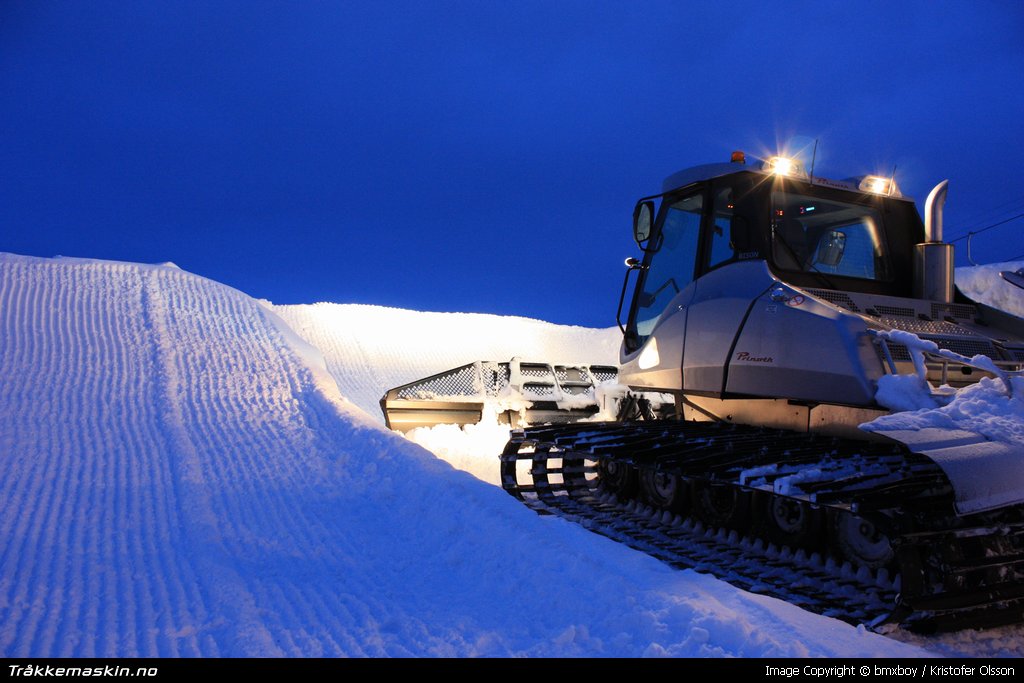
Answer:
[273, 303, 621, 484]
[874, 374, 941, 412]
[956, 260, 1024, 318]
[401, 408, 512, 485]
[0, 252, 928, 657]
[273, 302, 621, 420]
[865, 375, 1024, 445]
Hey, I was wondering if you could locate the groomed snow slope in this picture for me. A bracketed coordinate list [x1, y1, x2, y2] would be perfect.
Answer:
[0, 252, 929, 657]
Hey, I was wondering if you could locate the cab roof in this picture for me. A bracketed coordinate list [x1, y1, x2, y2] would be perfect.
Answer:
[661, 156, 912, 202]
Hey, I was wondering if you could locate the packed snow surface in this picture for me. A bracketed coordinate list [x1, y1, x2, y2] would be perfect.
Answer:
[1, 252, 1022, 657]
[866, 376, 1024, 446]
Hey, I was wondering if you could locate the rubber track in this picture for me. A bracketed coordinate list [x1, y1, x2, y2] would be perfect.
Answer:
[502, 448, 899, 627]
[501, 421, 1024, 632]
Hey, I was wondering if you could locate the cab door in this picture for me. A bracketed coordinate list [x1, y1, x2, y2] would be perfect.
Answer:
[619, 189, 705, 392]
[682, 176, 774, 395]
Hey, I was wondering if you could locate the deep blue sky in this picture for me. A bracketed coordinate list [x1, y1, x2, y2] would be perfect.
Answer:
[2, 1, 1022, 327]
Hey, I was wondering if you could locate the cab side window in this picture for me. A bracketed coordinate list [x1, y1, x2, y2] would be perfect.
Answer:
[707, 185, 736, 269]
[703, 176, 760, 273]
[633, 192, 703, 340]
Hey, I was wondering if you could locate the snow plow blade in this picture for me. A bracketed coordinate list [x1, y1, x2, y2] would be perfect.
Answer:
[380, 359, 618, 433]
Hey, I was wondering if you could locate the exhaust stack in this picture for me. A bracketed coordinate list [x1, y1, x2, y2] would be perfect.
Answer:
[914, 179, 954, 303]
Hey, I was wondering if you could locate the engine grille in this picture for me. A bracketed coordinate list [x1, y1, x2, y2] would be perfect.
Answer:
[806, 289, 860, 312]
[883, 338, 999, 364]
[886, 343, 912, 362]
[932, 302, 977, 321]
[555, 366, 593, 383]
[882, 317, 983, 337]
[522, 383, 557, 398]
[926, 337, 999, 359]
[483, 363, 512, 394]
[875, 304, 916, 318]
[519, 364, 553, 379]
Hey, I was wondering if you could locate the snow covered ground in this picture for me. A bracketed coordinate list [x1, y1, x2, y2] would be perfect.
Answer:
[1, 251, 1022, 657]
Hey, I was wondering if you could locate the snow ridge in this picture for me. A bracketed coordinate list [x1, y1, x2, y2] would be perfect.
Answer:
[1, 257, 212, 656]
[0, 254, 394, 655]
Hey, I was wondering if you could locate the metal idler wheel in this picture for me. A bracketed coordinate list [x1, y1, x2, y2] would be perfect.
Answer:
[598, 458, 638, 498]
[692, 481, 750, 530]
[833, 511, 894, 569]
[761, 494, 823, 548]
[640, 468, 688, 512]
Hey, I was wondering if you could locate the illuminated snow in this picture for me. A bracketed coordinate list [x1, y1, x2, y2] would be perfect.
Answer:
[3, 252, 1024, 657]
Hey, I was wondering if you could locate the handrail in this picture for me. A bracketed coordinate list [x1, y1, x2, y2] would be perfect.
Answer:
[870, 329, 1023, 397]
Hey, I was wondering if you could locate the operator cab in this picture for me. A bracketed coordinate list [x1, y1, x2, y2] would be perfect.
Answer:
[621, 153, 924, 353]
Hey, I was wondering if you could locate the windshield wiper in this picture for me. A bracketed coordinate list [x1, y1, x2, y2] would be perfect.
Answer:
[773, 231, 839, 290]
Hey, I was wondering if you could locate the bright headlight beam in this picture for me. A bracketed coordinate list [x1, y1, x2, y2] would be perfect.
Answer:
[638, 338, 660, 370]
[767, 156, 795, 176]
[859, 175, 895, 195]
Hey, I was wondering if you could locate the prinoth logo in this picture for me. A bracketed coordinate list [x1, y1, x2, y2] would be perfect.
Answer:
[812, 177, 855, 191]
[735, 351, 774, 363]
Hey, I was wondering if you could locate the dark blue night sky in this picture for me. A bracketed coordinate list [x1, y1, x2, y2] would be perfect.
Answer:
[2, 1, 1022, 327]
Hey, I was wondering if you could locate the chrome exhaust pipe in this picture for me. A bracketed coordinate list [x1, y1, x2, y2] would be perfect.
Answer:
[914, 180, 954, 303]
[924, 179, 949, 242]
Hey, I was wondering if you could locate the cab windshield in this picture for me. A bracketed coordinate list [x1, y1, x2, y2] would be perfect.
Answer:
[771, 189, 892, 282]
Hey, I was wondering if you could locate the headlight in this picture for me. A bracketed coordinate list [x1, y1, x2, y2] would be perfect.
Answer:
[763, 156, 807, 178]
[858, 175, 901, 197]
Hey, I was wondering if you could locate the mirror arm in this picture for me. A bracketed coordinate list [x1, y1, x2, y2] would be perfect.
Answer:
[616, 258, 642, 335]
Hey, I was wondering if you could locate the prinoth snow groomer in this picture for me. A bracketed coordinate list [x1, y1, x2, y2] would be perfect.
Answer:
[386, 151, 1024, 631]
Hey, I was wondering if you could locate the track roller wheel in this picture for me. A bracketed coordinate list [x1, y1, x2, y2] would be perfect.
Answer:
[832, 511, 894, 569]
[758, 493, 823, 549]
[640, 468, 688, 512]
[598, 459, 637, 498]
[692, 481, 750, 530]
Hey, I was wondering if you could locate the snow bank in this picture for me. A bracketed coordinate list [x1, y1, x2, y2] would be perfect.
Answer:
[273, 302, 621, 484]
[956, 261, 1024, 318]
[0, 252, 929, 657]
[273, 302, 622, 420]
[402, 409, 512, 485]
[865, 375, 1024, 445]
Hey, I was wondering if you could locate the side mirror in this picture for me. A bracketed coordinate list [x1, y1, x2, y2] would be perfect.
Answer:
[633, 201, 654, 244]
[815, 230, 846, 267]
